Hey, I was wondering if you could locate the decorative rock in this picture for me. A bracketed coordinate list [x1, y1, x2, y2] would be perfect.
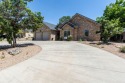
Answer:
[7, 48, 22, 56]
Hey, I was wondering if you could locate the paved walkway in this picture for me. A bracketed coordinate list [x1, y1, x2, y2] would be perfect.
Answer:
[0, 41, 125, 83]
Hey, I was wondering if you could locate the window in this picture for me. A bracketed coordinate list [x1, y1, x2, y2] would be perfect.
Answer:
[64, 31, 70, 37]
[84, 30, 89, 36]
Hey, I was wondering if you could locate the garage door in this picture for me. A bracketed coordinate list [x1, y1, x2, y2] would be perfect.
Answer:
[35, 32, 42, 40]
[43, 32, 49, 40]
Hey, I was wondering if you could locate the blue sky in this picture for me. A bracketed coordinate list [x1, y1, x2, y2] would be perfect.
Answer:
[27, 0, 116, 24]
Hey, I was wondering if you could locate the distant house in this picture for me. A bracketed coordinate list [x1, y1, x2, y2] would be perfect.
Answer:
[34, 22, 57, 41]
[24, 29, 34, 39]
[58, 13, 101, 41]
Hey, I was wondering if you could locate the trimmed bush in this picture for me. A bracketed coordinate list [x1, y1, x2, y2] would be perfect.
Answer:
[67, 36, 73, 41]
[120, 46, 125, 53]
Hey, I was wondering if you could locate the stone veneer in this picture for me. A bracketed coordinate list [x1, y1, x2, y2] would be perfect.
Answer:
[60, 24, 73, 39]
[35, 24, 57, 40]
[60, 14, 101, 41]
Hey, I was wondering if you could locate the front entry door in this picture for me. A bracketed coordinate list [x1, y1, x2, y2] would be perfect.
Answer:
[64, 31, 70, 39]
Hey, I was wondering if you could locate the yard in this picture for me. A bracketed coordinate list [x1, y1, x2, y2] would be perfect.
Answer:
[81, 41, 125, 59]
[0, 43, 41, 71]
[0, 41, 125, 82]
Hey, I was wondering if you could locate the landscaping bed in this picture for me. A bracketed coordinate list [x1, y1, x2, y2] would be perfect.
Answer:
[0, 43, 41, 71]
[81, 41, 125, 59]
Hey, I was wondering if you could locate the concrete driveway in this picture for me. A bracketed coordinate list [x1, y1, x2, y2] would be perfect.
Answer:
[0, 41, 125, 83]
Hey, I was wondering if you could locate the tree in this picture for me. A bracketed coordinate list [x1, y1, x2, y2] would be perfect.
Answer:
[0, 0, 43, 47]
[102, 18, 123, 43]
[59, 16, 71, 24]
[96, 0, 125, 43]
[56, 16, 71, 29]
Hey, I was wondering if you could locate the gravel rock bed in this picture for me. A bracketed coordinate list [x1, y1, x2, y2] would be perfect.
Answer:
[81, 41, 125, 59]
[0, 44, 41, 71]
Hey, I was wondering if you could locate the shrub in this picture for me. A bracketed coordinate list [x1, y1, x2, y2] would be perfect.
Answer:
[60, 37, 63, 41]
[120, 46, 125, 53]
[97, 42, 102, 45]
[0, 38, 3, 41]
[67, 36, 73, 41]
[0, 55, 5, 59]
[101, 46, 104, 48]
[79, 39, 83, 42]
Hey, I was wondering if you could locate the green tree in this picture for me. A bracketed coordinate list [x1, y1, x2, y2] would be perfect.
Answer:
[56, 16, 71, 29]
[96, 0, 125, 43]
[102, 18, 123, 43]
[59, 16, 71, 24]
[0, 0, 43, 47]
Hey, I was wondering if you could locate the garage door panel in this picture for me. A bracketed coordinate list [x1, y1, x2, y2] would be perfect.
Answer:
[36, 32, 42, 40]
[43, 32, 49, 40]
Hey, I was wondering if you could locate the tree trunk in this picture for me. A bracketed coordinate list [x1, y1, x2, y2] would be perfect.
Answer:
[12, 32, 16, 48]
[13, 38, 16, 48]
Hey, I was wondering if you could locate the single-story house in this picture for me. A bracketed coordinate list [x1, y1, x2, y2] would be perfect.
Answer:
[34, 22, 57, 41]
[58, 13, 101, 41]
[34, 13, 125, 42]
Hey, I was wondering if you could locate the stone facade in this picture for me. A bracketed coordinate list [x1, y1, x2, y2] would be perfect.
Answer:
[60, 24, 74, 39]
[35, 24, 56, 41]
[60, 13, 101, 41]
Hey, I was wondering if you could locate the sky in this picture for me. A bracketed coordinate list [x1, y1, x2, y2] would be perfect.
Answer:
[27, 0, 116, 25]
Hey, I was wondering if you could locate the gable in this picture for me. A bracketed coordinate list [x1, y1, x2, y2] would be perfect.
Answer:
[58, 22, 76, 30]
[70, 13, 101, 27]
[58, 13, 101, 31]
[36, 24, 50, 32]
[61, 24, 73, 30]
